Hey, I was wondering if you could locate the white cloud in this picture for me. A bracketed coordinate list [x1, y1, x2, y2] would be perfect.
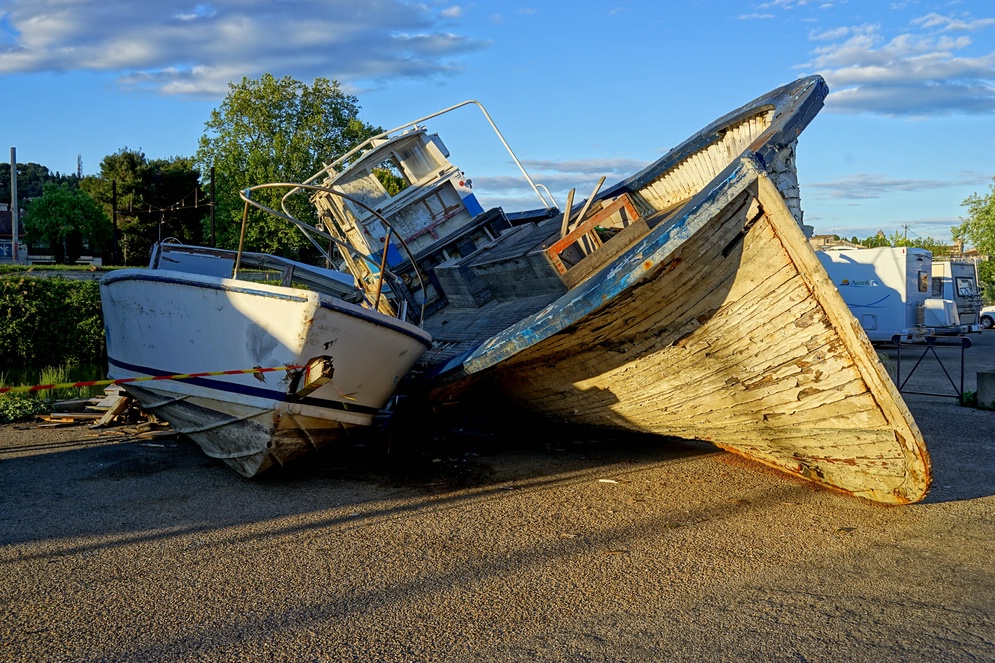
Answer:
[0, 0, 487, 97]
[522, 158, 649, 177]
[468, 157, 652, 212]
[756, 0, 817, 9]
[911, 12, 995, 32]
[806, 172, 992, 200]
[801, 14, 995, 116]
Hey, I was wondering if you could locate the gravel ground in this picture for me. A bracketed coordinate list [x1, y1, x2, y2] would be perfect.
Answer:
[1, 333, 993, 662]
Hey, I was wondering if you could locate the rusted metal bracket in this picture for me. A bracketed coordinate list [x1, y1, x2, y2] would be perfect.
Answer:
[891, 334, 972, 399]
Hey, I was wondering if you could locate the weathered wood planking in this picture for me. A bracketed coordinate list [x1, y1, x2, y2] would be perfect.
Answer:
[637, 110, 774, 215]
[300, 75, 928, 502]
[475, 167, 929, 504]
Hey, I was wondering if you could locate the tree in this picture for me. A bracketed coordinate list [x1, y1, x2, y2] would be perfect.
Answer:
[953, 177, 995, 256]
[953, 178, 995, 303]
[195, 74, 380, 258]
[978, 261, 995, 304]
[859, 234, 891, 248]
[889, 232, 949, 258]
[23, 183, 111, 264]
[80, 149, 203, 265]
[0, 162, 80, 206]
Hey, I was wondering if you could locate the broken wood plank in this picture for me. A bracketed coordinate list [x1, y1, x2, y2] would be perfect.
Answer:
[46, 412, 104, 420]
[90, 395, 132, 428]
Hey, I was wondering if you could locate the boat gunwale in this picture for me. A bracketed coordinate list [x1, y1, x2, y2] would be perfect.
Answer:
[430, 76, 828, 378]
[598, 75, 827, 202]
[100, 268, 433, 349]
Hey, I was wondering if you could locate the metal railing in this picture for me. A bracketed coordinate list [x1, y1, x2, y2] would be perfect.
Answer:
[236, 183, 428, 326]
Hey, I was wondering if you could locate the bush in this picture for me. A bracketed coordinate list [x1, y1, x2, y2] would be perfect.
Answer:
[0, 392, 48, 423]
[0, 276, 106, 369]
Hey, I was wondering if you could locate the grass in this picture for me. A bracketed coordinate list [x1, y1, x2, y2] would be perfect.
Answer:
[0, 264, 125, 275]
[0, 362, 105, 423]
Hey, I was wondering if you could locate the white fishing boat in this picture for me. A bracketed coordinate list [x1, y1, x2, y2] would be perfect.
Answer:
[100, 189, 432, 477]
[294, 75, 931, 504]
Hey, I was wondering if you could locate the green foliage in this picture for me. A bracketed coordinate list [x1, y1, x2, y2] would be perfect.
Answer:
[0, 362, 100, 422]
[22, 183, 111, 264]
[0, 162, 80, 206]
[953, 177, 995, 257]
[859, 234, 892, 248]
[39, 363, 100, 400]
[959, 390, 977, 408]
[0, 276, 105, 369]
[374, 166, 409, 196]
[195, 74, 381, 259]
[0, 264, 121, 275]
[978, 260, 995, 304]
[80, 149, 204, 266]
[889, 232, 949, 257]
[0, 391, 48, 423]
[857, 231, 948, 255]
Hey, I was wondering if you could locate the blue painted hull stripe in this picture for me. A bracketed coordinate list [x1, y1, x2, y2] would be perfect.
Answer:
[106, 356, 382, 416]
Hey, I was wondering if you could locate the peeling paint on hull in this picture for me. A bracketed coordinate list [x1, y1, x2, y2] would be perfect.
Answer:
[418, 77, 930, 504]
[465, 170, 930, 504]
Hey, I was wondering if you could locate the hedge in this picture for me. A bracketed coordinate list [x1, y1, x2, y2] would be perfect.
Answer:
[0, 276, 106, 369]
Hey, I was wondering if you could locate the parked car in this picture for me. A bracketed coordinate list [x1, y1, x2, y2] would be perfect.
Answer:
[981, 305, 995, 329]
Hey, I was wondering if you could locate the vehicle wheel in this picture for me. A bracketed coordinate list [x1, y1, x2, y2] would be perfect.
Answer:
[982, 315, 995, 330]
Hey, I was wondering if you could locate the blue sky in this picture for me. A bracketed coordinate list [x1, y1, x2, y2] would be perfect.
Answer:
[1, 0, 993, 243]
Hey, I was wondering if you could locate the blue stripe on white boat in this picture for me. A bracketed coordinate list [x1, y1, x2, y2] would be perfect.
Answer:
[106, 356, 382, 415]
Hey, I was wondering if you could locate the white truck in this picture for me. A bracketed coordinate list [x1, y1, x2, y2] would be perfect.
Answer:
[816, 246, 970, 342]
[931, 260, 983, 326]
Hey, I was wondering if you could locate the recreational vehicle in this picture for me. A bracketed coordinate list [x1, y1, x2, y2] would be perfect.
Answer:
[931, 260, 983, 327]
[817, 247, 968, 342]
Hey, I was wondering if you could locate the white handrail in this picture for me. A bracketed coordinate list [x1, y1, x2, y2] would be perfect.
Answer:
[284, 100, 556, 212]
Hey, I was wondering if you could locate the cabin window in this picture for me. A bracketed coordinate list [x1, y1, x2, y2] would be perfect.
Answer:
[372, 158, 410, 195]
[918, 271, 928, 292]
[931, 277, 943, 297]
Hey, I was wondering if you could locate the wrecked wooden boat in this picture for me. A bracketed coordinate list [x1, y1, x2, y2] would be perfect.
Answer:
[299, 75, 930, 503]
[100, 192, 432, 477]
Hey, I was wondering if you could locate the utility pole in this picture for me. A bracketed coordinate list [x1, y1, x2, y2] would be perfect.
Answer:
[9, 147, 18, 263]
[210, 166, 216, 247]
[112, 180, 119, 264]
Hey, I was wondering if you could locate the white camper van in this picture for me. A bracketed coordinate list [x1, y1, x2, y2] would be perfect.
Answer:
[931, 260, 983, 326]
[816, 247, 968, 342]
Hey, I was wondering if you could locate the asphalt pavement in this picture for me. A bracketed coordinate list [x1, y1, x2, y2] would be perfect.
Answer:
[1, 332, 993, 662]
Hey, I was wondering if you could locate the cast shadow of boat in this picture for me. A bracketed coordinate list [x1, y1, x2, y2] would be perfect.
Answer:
[0, 419, 721, 554]
[2, 423, 855, 661]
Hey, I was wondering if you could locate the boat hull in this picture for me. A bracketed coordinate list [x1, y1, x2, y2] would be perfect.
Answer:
[101, 270, 431, 476]
[453, 162, 930, 504]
